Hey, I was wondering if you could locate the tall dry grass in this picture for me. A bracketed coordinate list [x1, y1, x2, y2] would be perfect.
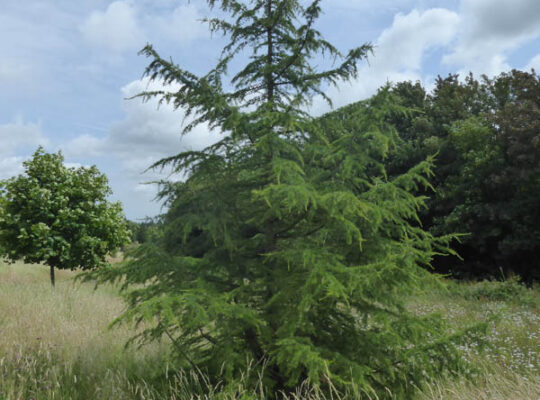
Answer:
[413, 279, 539, 400]
[419, 364, 540, 400]
[0, 260, 538, 399]
[0, 260, 172, 399]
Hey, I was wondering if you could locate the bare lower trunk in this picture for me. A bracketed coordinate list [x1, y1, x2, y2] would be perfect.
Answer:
[50, 265, 55, 287]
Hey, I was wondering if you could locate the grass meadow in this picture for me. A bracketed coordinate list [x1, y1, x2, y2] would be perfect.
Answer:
[0, 259, 538, 399]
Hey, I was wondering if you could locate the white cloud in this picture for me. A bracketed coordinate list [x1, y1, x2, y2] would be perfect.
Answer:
[442, 0, 540, 75]
[375, 9, 459, 72]
[134, 183, 156, 194]
[0, 117, 49, 155]
[0, 156, 25, 180]
[311, 8, 459, 114]
[66, 78, 221, 174]
[311, 0, 540, 115]
[63, 134, 105, 158]
[460, 0, 540, 39]
[0, 117, 49, 179]
[525, 54, 540, 71]
[64, 77, 222, 216]
[80, 1, 144, 53]
[150, 4, 208, 44]
[0, 59, 32, 83]
[330, 0, 415, 12]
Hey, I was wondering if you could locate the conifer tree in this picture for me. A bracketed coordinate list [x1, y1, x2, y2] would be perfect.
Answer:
[92, 1, 480, 397]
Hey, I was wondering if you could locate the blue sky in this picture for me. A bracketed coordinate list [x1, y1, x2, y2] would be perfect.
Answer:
[1, 0, 539, 220]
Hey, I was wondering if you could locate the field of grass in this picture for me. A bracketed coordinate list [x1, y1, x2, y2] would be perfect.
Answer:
[414, 279, 539, 399]
[0, 260, 538, 399]
[0, 260, 174, 399]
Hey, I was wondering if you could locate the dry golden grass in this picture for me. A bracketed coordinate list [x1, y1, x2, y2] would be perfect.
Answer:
[1, 261, 126, 357]
[0, 260, 171, 399]
[419, 365, 540, 400]
[0, 260, 538, 399]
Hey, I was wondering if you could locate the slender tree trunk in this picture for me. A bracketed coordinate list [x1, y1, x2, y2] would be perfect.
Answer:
[266, 0, 274, 102]
[50, 265, 55, 287]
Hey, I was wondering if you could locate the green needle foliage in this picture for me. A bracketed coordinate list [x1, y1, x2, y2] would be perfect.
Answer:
[90, 1, 481, 397]
[0, 147, 130, 286]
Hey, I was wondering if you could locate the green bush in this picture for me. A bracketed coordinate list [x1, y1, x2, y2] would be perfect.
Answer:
[450, 277, 535, 306]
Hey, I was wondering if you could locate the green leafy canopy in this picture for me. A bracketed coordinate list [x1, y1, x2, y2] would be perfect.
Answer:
[89, 1, 482, 397]
[0, 147, 130, 285]
[381, 70, 540, 281]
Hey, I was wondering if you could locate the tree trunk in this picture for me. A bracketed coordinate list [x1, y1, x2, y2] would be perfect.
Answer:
[266, 0, 274, 102]
[50, 265, 55, 287]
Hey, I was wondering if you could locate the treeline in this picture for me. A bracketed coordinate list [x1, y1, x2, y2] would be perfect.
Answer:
[126, 218, 162, 245]
[325, 69, 539, 282]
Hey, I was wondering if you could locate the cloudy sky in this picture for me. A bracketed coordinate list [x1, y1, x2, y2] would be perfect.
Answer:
[2, 0, 539, 220]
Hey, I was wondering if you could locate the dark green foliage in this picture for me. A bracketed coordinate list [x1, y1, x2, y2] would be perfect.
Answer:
[126, 219, 163, 244]
[126, 220, 140, 243]
[0, 147, 130, 285]
[89, 1, 479, 397]
[428, 71, 540, 281]
[137, 219, 164, 244]
[453, 277, 536, 306]
[340, 70, 539, 282]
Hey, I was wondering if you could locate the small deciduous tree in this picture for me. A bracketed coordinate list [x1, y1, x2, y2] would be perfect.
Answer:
[0, 147, 130, 286]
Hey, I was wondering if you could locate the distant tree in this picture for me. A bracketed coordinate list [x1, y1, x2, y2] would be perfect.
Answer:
[135, 219, 163, 244]
[125, 219, 140, 243]
[124, 218, 164, 244]
[0, 147, 130, 286]
[89, 0, 479, 397]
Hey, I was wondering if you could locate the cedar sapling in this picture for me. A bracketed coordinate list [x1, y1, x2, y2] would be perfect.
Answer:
[88, 0, 483, 397]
